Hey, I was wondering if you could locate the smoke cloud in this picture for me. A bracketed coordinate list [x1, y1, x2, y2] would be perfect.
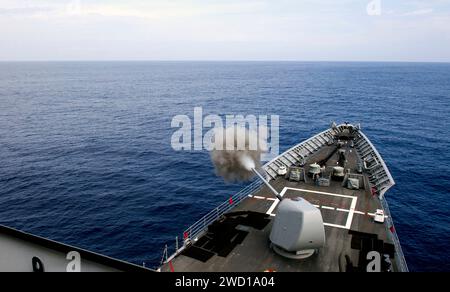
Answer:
[210, 126, 267, 182]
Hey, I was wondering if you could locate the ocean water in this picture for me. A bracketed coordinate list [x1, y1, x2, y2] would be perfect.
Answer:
[0, 61, 449, 271]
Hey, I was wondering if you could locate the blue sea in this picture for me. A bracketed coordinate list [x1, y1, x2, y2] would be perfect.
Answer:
[0, 62, 449, 271]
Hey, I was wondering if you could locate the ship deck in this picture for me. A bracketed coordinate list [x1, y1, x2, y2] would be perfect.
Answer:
[161, 133, 399, 272]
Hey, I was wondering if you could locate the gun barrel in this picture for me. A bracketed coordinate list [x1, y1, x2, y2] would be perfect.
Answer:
[251, 168, 283, 201]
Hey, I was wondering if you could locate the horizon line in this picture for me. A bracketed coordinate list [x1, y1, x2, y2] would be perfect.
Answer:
[0, 59, 449, 64]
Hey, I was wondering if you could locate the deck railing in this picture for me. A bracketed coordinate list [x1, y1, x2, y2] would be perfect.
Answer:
[380, 197, 409, 272]
[159, 179, 263, 266]
[356, 130, 409, 272]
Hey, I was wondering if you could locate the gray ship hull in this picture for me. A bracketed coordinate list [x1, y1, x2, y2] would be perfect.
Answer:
[0, 225, 153, 272]
[159, 123, 408, 272]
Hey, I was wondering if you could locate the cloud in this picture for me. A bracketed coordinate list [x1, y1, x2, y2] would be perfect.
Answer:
[0, 6, 57, 16]
[402, 8, 434, 16]
[0, 0, 449, 61]
[0, 0, 268, 19]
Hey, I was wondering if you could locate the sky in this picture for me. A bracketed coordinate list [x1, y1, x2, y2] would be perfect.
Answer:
[0, 0, 450, 62]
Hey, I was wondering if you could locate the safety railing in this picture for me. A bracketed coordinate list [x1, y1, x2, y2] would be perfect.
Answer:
[183, 179, 263, 243]
[160, 179, 263, 266]
[380, 197, 409, 272]
[355, 130, 409, 272]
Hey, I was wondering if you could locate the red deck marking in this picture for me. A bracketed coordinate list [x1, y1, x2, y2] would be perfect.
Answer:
[389, 226, 396, 233]
[371, 187, 377, 196]
[169, 261, 175, 272]
[183, 231, 189, 240]
[229, 197, 233, 205]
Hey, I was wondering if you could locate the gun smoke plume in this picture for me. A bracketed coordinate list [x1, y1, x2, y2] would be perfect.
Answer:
[210, 126, 267, 182]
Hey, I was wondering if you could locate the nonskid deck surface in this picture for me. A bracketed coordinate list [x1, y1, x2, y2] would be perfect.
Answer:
[162, 140, 397, 272]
